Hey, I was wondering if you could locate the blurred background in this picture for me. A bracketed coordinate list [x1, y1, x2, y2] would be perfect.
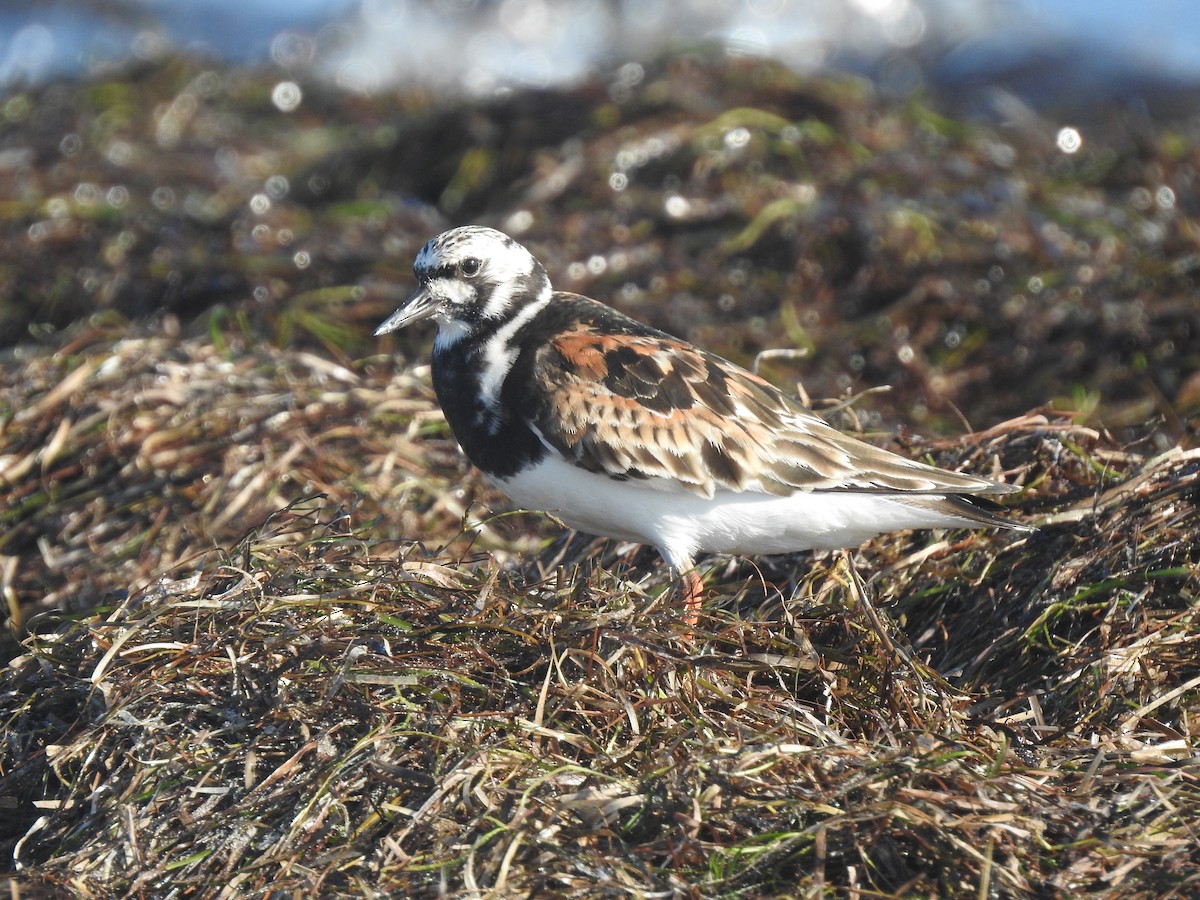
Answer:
[3, 0, 1200, 115]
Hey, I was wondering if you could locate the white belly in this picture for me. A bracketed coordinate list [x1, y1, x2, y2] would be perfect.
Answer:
[493, 453, 974, 571]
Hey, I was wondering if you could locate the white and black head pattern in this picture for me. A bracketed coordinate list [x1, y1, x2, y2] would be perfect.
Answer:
[375, 226, 565, 476]
[375, 226, 552, 345]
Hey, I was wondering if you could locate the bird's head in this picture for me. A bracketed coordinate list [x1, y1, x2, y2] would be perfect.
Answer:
[374, 226, 551, 346]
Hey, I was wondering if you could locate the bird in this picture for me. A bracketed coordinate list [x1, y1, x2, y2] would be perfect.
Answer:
[375, 225, 1027, 622]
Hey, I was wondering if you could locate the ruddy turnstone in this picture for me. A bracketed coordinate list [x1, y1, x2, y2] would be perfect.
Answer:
[376, 226, 1026, 620]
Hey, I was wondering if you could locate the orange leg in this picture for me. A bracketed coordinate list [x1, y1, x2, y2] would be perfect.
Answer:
[681, 570, 704, 626]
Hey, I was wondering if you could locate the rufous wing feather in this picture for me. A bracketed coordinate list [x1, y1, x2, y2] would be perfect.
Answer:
[527, 319, 1016, 502]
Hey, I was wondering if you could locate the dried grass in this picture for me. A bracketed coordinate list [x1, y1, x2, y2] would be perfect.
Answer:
[2, 325, 1199, 897]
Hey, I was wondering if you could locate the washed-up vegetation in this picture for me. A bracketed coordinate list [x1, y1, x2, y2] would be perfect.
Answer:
[1, 51, 1198, 896]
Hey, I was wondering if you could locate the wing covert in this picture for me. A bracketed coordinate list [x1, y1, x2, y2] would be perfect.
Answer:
[525, 321, 1006, 500]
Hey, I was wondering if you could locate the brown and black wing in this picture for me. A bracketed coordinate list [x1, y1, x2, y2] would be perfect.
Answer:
[526, 319, 1015, 501]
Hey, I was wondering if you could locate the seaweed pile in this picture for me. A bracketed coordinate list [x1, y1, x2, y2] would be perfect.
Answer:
[1, 51, 1198, 896]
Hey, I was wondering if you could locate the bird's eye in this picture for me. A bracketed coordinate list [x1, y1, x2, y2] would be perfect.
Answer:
[460, 257, 482, 277]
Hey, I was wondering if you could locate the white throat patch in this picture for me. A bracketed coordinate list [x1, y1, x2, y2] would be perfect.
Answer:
[476, 287, 552, 429]
[433, 315, 471, 349]
[427, 276, 477, 348]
